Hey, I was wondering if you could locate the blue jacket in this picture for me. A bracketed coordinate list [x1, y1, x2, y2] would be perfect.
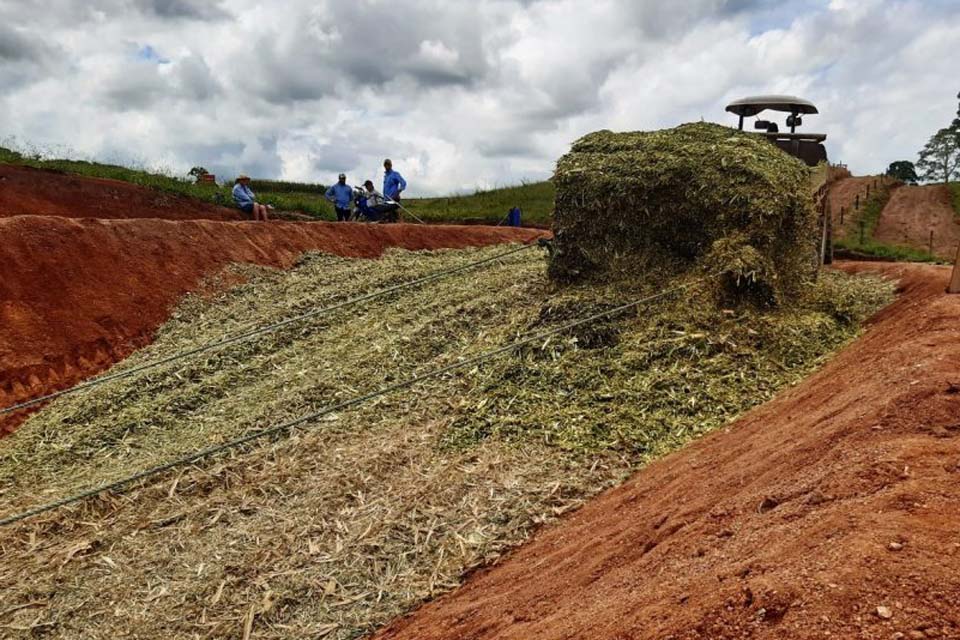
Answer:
[325, 182, 354, 209]
[383, 169, 407, 200]
[232, 183, 255, 208]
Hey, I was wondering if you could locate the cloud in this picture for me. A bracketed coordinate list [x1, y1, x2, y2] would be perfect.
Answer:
[135, 0, 231, 20]
[0, 24, 64, 90]
[0, 0, 957, 194]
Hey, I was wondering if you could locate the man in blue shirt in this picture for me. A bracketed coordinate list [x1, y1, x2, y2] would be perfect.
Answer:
[382, 159, 407, 202]
[325, 173, 354, 221]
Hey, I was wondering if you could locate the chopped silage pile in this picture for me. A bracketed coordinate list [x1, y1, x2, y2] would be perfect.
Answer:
[550, 122, 818, 305]
[0, 245, 892, 639]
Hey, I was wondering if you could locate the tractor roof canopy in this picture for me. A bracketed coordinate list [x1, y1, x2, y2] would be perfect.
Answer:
[725, 95, 819, 118]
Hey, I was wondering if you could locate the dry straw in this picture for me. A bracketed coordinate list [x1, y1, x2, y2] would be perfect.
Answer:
[0, 245, 891, 638]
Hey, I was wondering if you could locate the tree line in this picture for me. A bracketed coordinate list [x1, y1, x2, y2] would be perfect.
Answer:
[886, 92, 960, 185]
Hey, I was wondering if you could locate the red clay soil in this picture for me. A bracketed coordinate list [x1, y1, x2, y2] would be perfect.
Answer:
[376, 261, 960, 640]
[0, 164, 242, 221]
[0, 216, 545, 436]
[874, 184, 960, 260]
[828, 175, 882, 238]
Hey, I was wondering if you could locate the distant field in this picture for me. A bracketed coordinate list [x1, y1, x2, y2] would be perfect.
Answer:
[407, 181, 555, 225]
[0, 146, 554, 225]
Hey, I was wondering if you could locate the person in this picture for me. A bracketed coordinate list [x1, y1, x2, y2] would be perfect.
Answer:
[231, 174, 270, 221]
[325, 173, 354, 222]
[382, 159, 407, 202]
[358, 180, 399, 223]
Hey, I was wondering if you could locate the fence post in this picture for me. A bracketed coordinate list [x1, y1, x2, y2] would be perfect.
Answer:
[859, 220, 866, 246]
[866, 184, 871, 198]
[949, 243, 960, 294]
[840, 206, 845, 225]
[929, 230, 935, 256]
[855, 194, 860, 210]
[824, 198, 833, 265]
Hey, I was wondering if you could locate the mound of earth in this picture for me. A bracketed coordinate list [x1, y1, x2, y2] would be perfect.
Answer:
[0, 216, 544, 435]
[874, 184, 960, 260]
[0, 164, 241, 220]
[376, 262, 960, 640]
[829, 176, 881, 238]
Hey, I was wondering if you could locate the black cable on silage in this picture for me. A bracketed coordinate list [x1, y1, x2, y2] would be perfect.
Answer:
[0, 242, 540, 418]
[0, 274, 707, 527]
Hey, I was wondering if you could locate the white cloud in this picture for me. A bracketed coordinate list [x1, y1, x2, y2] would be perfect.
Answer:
[0, 0, 957, 194]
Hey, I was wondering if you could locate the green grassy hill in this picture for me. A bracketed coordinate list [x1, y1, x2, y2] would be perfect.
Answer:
[0, 146, 554, 225]
[407, 181, 555, 225]
[0, 146, 340, 220]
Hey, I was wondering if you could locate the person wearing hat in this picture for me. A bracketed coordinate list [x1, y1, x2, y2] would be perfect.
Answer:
[231, 174, 270, 221]
[325, 173, 354, 222]
[358, 179, 399, 223]
[382, 159, 407, 202]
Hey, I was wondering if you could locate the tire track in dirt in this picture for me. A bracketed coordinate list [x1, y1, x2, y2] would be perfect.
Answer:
[375, 261, 960, 640]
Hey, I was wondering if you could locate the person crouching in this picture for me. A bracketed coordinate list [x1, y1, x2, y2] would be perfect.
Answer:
[360, 180, 399, 223]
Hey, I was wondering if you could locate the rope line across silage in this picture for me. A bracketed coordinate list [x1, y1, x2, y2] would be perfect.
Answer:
[0, 274, 708, 527]
[0, 242, 539, 418]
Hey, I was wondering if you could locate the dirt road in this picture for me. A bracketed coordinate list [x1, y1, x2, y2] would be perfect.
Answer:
[874, 184, 960, 260]
[376, 262, 960, 640]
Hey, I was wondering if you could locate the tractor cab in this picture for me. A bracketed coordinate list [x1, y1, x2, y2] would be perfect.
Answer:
[725, 95, 827, 167]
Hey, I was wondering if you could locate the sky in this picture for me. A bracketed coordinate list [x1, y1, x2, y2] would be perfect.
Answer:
[0, 0, 958, 195]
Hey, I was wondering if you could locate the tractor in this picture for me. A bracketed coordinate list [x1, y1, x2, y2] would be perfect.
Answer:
[726, 95, 827, 167]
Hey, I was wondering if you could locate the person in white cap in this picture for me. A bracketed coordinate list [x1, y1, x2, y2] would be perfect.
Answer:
[231, 174, 270, 221]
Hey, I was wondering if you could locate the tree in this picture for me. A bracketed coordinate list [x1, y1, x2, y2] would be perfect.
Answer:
[188, 166, 209, 182]
[917, 127, 960, 184]
[954, 91, 960, 128]
[885, 160, 919, 184]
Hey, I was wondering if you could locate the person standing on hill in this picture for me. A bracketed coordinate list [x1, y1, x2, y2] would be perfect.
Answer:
[325, 173, 354, 221]
[382, 159, 407, 203]
[231, 174, 270, 221]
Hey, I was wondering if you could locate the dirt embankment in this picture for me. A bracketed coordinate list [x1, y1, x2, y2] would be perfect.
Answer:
[0, 164, 242, 220]
[874, 184, 960, 260]
[0, 216, 545, 435]
[377, 262, 960, 640]
[828, 175, 882, 238]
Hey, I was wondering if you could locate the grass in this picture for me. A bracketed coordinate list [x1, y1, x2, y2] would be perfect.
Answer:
[406, 181, 555, 225]
[0, 145, 338, 219]
[0, 245, 893, 639]
[0, 144, 553, 225]
[950, 182, 960, 219]
[834, 180, 942, 263]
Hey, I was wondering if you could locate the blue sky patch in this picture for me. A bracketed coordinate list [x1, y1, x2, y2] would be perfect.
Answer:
[137, 45, 170, 64]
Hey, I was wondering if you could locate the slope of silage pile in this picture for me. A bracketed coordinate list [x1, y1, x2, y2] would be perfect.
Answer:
[550, 122, 818, 305]
[0, 246, 893, 639]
